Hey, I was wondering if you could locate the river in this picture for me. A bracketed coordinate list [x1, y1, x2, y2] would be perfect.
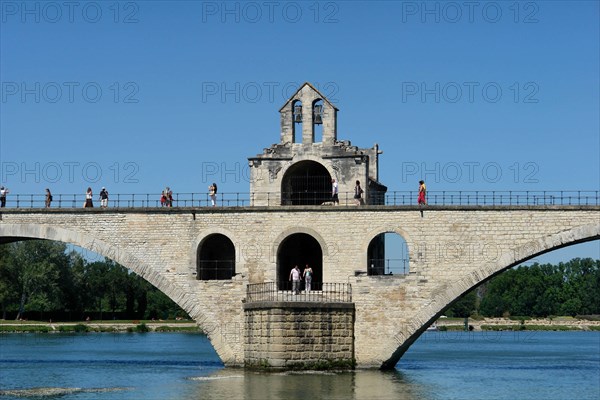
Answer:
[0, 331, 598, 400]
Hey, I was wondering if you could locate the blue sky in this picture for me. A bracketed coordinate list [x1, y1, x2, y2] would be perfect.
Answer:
[1, 0, 598, 263]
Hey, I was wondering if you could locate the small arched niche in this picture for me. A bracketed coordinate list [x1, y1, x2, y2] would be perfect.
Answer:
[197, 234, 236, 280]
[367, 232, 409, 275]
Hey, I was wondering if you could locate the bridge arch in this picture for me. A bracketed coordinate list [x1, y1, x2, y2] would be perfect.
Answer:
[0, 223, 156, 286]
[381, 222, 600, 369]
[0, 223, 240, 364]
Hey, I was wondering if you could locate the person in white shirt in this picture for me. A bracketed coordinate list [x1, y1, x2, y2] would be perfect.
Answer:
[331, 179, 339, 205]
[0, 186, 8, 208]
[289, 265, 302, 295]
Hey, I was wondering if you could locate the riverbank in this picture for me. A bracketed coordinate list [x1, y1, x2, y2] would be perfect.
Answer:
[2, 317, 600, 334]
[0, 320, 201, 333]
[435, 316, 600, 331]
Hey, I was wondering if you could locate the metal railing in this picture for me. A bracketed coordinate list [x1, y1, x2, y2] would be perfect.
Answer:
[383, 190, 600, 206]
[368, 258, 409, 275]
[246, 282, 352, 303]
[0, 190, 598, 209]
[197, 260, 235, 280]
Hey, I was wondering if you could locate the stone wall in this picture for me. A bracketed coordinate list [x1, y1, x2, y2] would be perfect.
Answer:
[244, 302, 355, 370]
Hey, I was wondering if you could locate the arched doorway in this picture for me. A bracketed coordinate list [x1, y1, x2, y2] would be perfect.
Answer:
[197, 234, 235, 280]
[277, 233, 323, 290]
[281, 160, 332, 205]
[367, 232, 409, 275]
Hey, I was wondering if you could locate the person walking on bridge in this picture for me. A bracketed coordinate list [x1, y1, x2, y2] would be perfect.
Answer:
[84, 187, 93, 208]
[99, 187, 109, 208]
[209, 183, 217, 207]
[331, 179, 339, 205]
[418, 180, 427, 205]
[45, 188, 52, 208]
[0, 186, 9, 208]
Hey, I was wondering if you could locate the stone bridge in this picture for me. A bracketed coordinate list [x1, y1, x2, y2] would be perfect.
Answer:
[0, 205, 598, 369]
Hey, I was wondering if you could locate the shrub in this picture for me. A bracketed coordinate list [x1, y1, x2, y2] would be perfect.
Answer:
[135, 323, 150, 333]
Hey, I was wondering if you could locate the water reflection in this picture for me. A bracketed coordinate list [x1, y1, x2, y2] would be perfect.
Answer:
[185, 369, 432, 400]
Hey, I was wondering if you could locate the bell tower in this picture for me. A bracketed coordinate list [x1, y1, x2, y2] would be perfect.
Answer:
[249, 82, 386, 206]
[279, 82, 338, 145]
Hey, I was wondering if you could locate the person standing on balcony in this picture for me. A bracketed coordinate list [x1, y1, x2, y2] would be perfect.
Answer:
[289, 265, 302, 295]
[303, 265, 313, 293]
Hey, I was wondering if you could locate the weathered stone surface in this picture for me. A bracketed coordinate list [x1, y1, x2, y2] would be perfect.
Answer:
[244, 301, 355, 370]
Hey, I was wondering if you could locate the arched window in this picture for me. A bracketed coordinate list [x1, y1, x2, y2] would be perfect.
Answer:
[277, 233, 323, 290]
[197, 234, 235, 280]
[367, 232, 409, 275]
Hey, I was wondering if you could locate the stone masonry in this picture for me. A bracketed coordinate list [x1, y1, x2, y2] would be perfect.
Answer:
[244, 302, 355, 370]
[1, 205, 598, 368]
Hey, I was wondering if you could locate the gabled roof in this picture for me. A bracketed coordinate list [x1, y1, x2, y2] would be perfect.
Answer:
[279, 82, 339, 112]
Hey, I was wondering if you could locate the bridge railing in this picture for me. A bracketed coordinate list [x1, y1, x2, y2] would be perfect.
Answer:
[0, 190, 598, 208]
[246, 282, 352, 303]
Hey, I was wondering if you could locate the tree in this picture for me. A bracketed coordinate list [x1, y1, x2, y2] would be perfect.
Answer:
[10, 241, 69, 320]
[0, 245, 19, 319]
[445, 289, 478, 318]
[479, 258, 600, 318]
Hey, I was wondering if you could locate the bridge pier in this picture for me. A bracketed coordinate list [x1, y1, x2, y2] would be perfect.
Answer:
[243, 283, 355, 370]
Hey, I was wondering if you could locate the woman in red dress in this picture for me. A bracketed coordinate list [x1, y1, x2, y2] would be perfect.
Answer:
[418, 180, 426, 205]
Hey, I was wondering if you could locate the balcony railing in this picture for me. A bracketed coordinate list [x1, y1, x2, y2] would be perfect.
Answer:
[0, 190, 598, 209]
[246, 282, 352, 303]
[197, 260, 235, 280]
[367, 258, 409, 275]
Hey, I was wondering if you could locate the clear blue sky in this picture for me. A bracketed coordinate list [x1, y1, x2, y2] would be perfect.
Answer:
[1, 0, 598, 263]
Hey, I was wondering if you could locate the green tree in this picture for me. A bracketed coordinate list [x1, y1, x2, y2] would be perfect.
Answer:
[10, 241, 69, 320]
[0, 244, 19, 319]
[479, 258, 599, 318]
[445, 289, 478, 318]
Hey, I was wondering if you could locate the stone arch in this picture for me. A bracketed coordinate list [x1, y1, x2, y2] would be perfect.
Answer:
[272, 227, 329, 290]
[380, 223, 600, 369]
[0, 223, 240, 365]
[280, 159, 333, 205]
[0, 223, 157, 285]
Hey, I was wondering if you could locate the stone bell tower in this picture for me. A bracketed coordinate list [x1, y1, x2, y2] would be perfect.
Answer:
[249, 82, 386, 206]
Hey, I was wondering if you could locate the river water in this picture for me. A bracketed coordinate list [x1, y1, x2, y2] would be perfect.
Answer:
[0, 331, 598, 400]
